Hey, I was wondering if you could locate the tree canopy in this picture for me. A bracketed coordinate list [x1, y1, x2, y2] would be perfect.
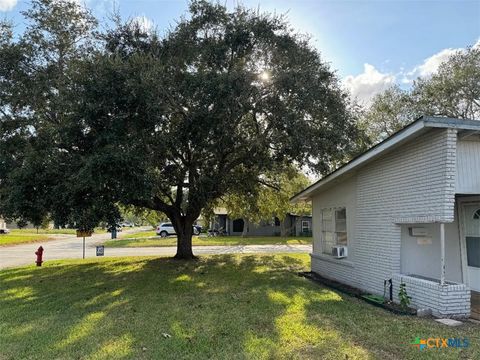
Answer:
[0, 0, 362, 258]
[413, 45, 480, 120]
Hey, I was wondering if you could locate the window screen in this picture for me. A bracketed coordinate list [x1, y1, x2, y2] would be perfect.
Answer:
[321, 208, 348, 255]
[335, 209, 347, 246]
[321, 209, 334, 254]
[302, 221, 310, 232]
[467, 237, 480, 268]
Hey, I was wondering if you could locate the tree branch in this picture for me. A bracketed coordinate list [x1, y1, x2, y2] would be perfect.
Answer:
[175, 184, 183, 213]
[257, 178, 281, 191]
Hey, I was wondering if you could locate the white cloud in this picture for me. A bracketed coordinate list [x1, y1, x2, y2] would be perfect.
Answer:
[343, 63, 396, 105]
[82, 0, 116, 17]
[345, 39, 480, 104]
[405, 48, 458, 81]
[402, 38, 480, 83]
[0, 0, 17, 11]
[131, 16, 154, 34]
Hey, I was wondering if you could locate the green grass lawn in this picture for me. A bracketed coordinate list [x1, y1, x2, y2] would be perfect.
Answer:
[19, 228, 78, 235]
[121, 230, 158, 239]
[106, 234, 312, 248]
[0, 228, 109, 246]
[0, 254, 478, 360]
[0, 230, 54, 246]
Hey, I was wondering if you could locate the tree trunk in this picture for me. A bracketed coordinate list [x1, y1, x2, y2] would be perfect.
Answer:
[241, 219, 249, 238]
[172, 215, 197, 260]
[280, 219, 287, 237]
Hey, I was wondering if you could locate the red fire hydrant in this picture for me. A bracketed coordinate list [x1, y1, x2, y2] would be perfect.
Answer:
[35, 246, 44, 267]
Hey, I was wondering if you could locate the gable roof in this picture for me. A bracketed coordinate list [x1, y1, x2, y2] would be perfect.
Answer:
[291, 116, 480, 202]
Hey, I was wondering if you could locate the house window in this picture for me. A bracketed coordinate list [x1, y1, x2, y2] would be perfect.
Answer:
[321, 208, 347, 255]
[274, 217, 281, 226]
[466, 237, 480, 268]
[301, 220, 310, 233]
[232, 219, 244, 232]
[473, 209, 480, 219]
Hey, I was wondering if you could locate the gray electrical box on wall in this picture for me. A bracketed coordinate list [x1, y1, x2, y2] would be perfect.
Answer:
[409, 227, 430, 237]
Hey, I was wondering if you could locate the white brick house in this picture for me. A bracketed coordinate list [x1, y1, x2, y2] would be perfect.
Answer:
[292, 116, 480, 318]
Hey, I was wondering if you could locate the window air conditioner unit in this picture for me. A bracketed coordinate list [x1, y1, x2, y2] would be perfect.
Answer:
[332, 246, 347, 259]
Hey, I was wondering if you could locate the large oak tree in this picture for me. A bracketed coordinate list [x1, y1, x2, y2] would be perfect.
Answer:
[0, 0, 361, 259]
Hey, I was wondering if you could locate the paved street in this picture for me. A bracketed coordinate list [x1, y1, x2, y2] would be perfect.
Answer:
[0, 229, 311, 270]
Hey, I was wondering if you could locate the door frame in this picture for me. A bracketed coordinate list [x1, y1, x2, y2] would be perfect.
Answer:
[458, 196, 480, 288]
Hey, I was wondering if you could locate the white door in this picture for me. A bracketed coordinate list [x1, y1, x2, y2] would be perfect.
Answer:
[463, 204, 480, 292]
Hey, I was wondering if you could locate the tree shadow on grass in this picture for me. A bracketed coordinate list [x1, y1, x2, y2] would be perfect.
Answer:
[1, 255, 478, 360]
[0, 255, 362, 359]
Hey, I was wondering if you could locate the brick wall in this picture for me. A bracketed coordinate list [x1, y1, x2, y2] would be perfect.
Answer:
[354, 128, 457, 294]
[311, 254, 358, 288]
[392, 274, 470, 318]
[310, 128, 468, 316]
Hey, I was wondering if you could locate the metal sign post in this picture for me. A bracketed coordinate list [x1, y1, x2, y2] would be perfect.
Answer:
[76, 230, 94, 259]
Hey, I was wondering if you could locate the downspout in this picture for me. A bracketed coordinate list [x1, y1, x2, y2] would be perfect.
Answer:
[440, 223, 446, 286]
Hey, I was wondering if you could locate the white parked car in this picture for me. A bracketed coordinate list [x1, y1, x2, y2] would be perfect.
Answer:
[156, 223, 200, 237]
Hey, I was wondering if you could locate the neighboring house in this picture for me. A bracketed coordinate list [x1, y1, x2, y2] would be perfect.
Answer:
[0, 217, 52, 230]
[209, 208, 312, 236]
[292, 116, 480, 319]
[285, 213, 313, 237]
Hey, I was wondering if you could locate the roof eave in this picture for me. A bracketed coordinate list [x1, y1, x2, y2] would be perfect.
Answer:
[291, 117, 480, 203]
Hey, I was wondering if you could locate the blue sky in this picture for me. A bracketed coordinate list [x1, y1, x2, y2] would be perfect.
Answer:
[1, 0, 479, 104]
